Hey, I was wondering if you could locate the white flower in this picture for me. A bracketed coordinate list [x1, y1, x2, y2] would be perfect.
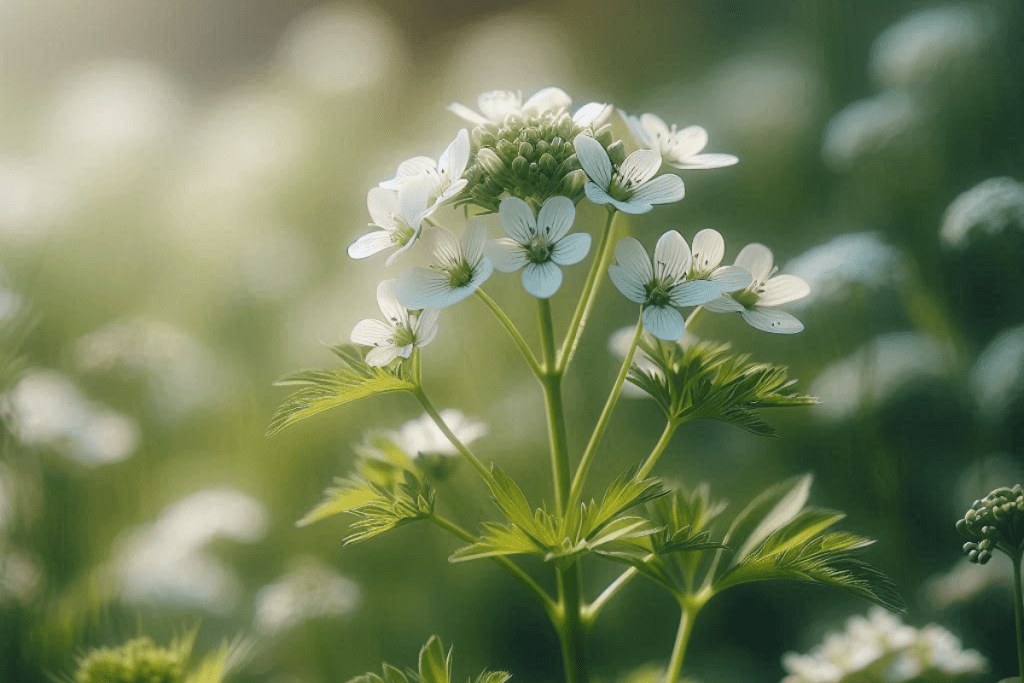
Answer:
[571, 102, 613, 128]
[350, 280, 439, 366]
[347, 179, 433, 264]
[379, 129, 470, 210]
[254, 557, 360, 634]
[620, 111, 738, 170]
[686, 228, 754, 292]
[448, 87, 572, 125]
[390, 409, 488, 457]
[485, 196, 591, 298]
[702, 243, 810, 333]
[573, 134, 685, 214]
[608, 231, 738, 341]
[393, 224, 494, 309]
[939, 176, 1024, 250]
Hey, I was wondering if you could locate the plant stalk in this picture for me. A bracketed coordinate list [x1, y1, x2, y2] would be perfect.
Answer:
[556, 564, 589, 683]
[414, 388, 494, 487]
[477, 289, 543, 377]
[538, 299, 571, 515]
[1013, 553, 1024, 681]
[637, 421, 679, 479]
[664, 602, 697, 683]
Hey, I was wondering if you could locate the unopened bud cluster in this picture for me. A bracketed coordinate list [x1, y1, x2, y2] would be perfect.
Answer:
[956, 484, 1024, 564]
[460, 112, 620, 212]
[74, 637, 184, 683]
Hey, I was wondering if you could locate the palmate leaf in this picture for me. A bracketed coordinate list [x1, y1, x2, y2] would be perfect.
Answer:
[267, 345, 416, 436]
[342, 471, 435, 545]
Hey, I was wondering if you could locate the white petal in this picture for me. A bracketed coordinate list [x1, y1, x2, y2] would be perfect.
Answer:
[701, 294, 745, 313]
[348, 230, 396, 259]
[620, 110, 654, 148]
[446, 102, 489, 126]
[485, 239, 528, 272]
[573, 102, 611, 127]
[383, 156, 436, 187]
[669, 153, 739, 170]
[394, 267, 455, 309]
[617, 149, 663, 188]
[537, 196, 575, 241]
[611, 197, 655, 215]
[384, 231, 422, 267]
[614, 237, 654, 284]
[642, 305, 686, 341]
[551, 233, 591, 266]
[426, 227, 461, 266]
[478, 90, 521, 121]
[376, 280, 408, 326]
[708, 266, 753, 292]
[573, 134, 612, 189]
[523, 87, 571, 115]
[365, 345, 400, 367]
[584, 182, 616, 207]
[691, 228, 725, 271]
[758, 274, 811, 306]
[367, 187, 400, 228]
[741, 307, 804, 334]
[435, 178, 468, 205]
[669, 125, 708, 160]
[467, 257, 494, 290]
[461, 222, 489, 265]
[735, 243, 774, 284]
[653, 230, 691, 281]
[608, 265, 648, 304]
[521, 261, 563, 299]
[351, 318, 394, 346]
[413, 308, 440, 347]
[668, 280, 726, 307]
[439, 129, 470, 179]
[398, 176, 433, 226]
[638, 113, 670, 140]
[499, 197, 536, 243]
[628, 174, 685, 206]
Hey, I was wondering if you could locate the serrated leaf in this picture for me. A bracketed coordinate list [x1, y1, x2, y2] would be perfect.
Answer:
[297, 479, 379, 527]
[474, 672, 511, 683]
[722, 474, 812, 570]
[418, 636, 451, 683]
[449, 522, 546, 562]
[383, 664, 410, 683]
[342, 472, 434, 545]
[487, 467, 550, 541]
[267, 345, 416, 436]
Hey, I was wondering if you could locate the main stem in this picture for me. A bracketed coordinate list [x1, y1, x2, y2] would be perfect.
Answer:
[1013, 553, 1024, 681]
[664, 602, 697, 683]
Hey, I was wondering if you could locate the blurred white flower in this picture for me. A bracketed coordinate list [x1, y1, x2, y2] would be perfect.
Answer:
[275, 4, 403, 96]
[350, 280, 439, 367]
[394, 224, 493, 309]
[448, 86, 571, 126]
[574, 134, 684, 214]
[0, 157, 68, 241]
[0, 549, 41, 606]
[380, 129, 470, 212]
[0, 279, 23, 324]
[389, 409, 488, 457]
[922, 555, 1013, 611]
[783, 232, 905, 308]
[3, 371, 138, 465]
[114, 488, 267, 613]
[254, 557, 360, 634]
[870, 4, 995, 90]
[809, 333, 952, 421]
[782, 608, 986, 683]
[970, 325, 1024, 421]
[486, 196, 590, 299]
[620, 111, 738, 170]
[939, 177, 1024, 250]
[822, 91, 926, 170]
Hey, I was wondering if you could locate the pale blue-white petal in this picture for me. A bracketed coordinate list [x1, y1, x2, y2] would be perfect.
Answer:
[380, 156, 435, 189]
[348, 230, 396, 259]
[735, 243, 775, 284]
[551, 233, 591, 266]
[608, 265, 648, 304]
[611, 196, 655, 214]
[691, 228, 725, 272]
[365, 345, 400, 367]
[461, 222, 489, 266]
[668, 280, 726, 307]
[398, 176, 433, 226]
[666, 125, 708, 160]
[435, 178, 468, 206]
[367, 187, 400, 228]
[584, 182, 616, 207]
[424, 226, 460, 266]
[653, 230, 691, 282]
[617, 149, 663, 188]
[478, 90, 521, 121]
[351, 318, 394, 346]
[573, 134, 612, 189]
[439, 129, 470, 179]
[573, 102, 611, 127]
[643, 305, 686, 341]
[446, 102, 490, 126]
[467, 257, 494, 290]
[376, 280, 408, 327]
[485, 239, 528, 272]
[383, 226, 423, 267]
[619, 110, 654, 148]
[741, 307, 804, 334]
[708, 265, 753, 292]
[758, 274, 811, 306]
[614, 237, 654, 284]
[523, 87, 571, 115]
[701, 294, 745, 313]
[413, 307, 440, 347]
[522, 261, 563, 299]
[394, 267, 455, 309]
[499, 197, 536, 242]
[628, 173, 685, 206]
[638, 113, 671, 141]
[669, 153, 739, 170]
[537, 196, 575, 241]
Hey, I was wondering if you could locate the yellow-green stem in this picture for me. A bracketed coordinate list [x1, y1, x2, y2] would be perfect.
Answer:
[664, 603, 697, 683]
[414, 388, 494, 487]
[556, 564, 589, 683]
[476, 289, 543, 377]
[1013, 553, 1024, 681]
[538, 299, 571, 515]
[637, 421, 680, 480]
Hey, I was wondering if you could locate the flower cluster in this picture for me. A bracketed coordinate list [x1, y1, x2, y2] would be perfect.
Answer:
[956, 484, 1024, 564]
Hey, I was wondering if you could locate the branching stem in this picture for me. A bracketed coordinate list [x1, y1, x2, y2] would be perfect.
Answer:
[637, 421, 680, 480]
[477, 289, 543, 377]
[413, 387, 494, 487]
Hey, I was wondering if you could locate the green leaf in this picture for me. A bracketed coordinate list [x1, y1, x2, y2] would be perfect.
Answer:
[721, 474, 812, 570]
[342, 471, 435, 545]
[297, 479, 379, 527]
[449, 522, 547, 562]
[418, 636, 451, 683]
[474, 672, 512, 683]
[267, 345, 416, 436]
[383, 664, 410, 683]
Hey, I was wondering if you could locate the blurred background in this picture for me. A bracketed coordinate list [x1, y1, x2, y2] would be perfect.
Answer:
[1, 0, 1023, 681]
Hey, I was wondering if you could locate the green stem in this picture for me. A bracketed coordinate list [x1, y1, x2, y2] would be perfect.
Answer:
[684, 306, 704, 330]
[429, 513, 557, 620]
[568, 316, 643, 509]
[476, 289, 543, 377]
[664, 602, 697, 683]
[557, 209, 617, 374]
[636, 421, 680, 480]
[556, 564, 589, 683]
[413, 387, 494, 487]
[582, 564, 644, 626]
[1013, 553, 1024, 681]
[538, 299, 571, 516]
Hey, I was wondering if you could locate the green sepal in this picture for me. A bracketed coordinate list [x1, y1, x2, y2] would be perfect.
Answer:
[418, 636, 451, 683]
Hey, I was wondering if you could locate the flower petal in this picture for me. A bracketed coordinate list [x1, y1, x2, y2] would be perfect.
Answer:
[485, 238, 528, 272]
[384, 229, 423, 266]
[757, 274, 811, 306]
[701, 294, 745, 313]
[584, 182, 615, 207]
[351, 318, 394, 346]
[741, 307, 804, 334]
[642, 305, 686, 341]
[522, 261, 563, 298]
[365, 345, 400, 367]
[439, 129, 470, 179]
[537, 196, 575, 241]
[614, 237, 654, 284]
[691, 228, 725, 272]
[669, 153, 739, 170]
[376, 280, 408, 326]
[669, 125, 708, 160]
[573, 134, 612, 189]
[348, 230, 396, 259]
[668, 279, 726, 307]
[446, 102, 489, 126]
[611, 197, 655, 214]
[367, 187, 400, 228]
[381, 156, 436, 189]
[551, 232, 591, 266]
[461, 222, 488, 266]
[573, 102, 611, 127]
[467, 257, 494, 290]
[435, 178, 468, 206]
[708, 265, 753, 292]
[638, 113, 670, 141]
[478, 90, 522, 121]
[523, 87, 572, 115]
[608, 266, 648, 304]
[653, 230, 691, 282]
[735, 243, 775, 284]
[628, 173, 685, 206]
[394, 267, 455, 309]
[617, 149, 663, 188]
[398, 176, 433, 226]
[499, 197, 536, 242]
[413, 308, 440, 347]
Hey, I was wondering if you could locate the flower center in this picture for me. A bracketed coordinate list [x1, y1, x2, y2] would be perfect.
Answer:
[525, 238, 554, 264]
[732, 286, 761, 308]
[608, 172, 638, 202]
[644, 280, 674, 308]
[392, 322, 416, 348]
[446, 259, 475, 289]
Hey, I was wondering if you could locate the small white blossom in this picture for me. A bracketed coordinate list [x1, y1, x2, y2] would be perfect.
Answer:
[390, 409, 488, 457]
[940, 177, 1024, 250]
[486, 196, 591, 298]
[254, 557, 360, 634]
[620, 111, 738, 170]
[702, 243, 809, 333]
[380, 129, 470, 210]
[350, 280, 439, 367]
[686, 228, 754, 292]
[394, 224, 493, 309]
[609, 231, 741, 341]
[573, 134, 685, 214]
[348, 179, 432, 264]
[571, 102, 613, 128]
[448, 87, 572, 125]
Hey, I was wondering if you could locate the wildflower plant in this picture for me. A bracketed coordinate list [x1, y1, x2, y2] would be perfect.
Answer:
[269, 86, 905, 683]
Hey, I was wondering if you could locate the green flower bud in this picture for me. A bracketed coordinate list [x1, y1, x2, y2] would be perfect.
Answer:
[956, 483, 1024, 563]
[75, 637, 185, 683]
